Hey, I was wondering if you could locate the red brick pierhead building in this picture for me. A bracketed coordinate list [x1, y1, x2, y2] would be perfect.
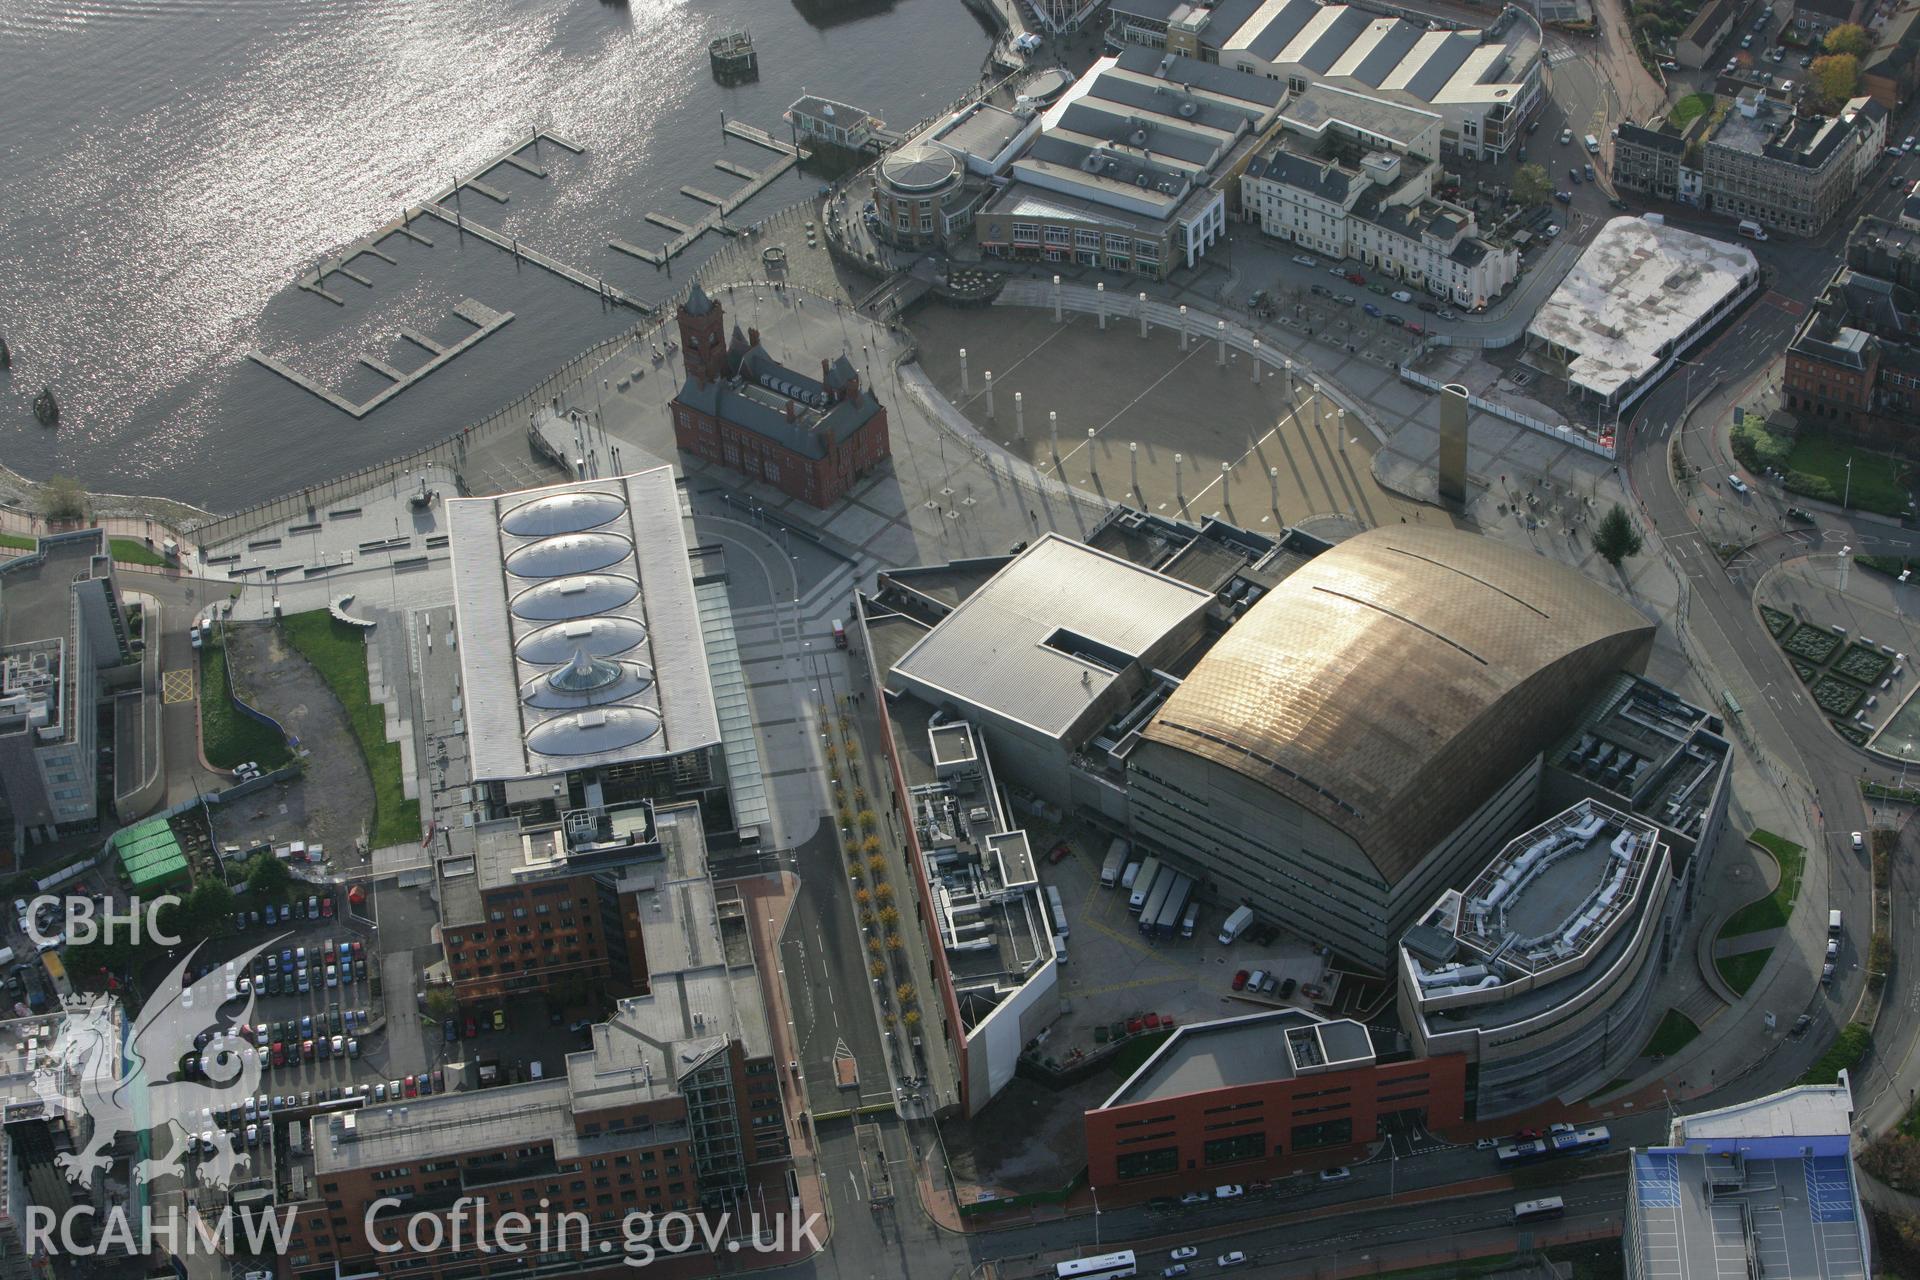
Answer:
[669, 283, 891, 507]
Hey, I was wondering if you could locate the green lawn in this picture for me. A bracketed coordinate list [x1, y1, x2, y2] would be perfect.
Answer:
[1670, 92, 1714, 128]
[197, 633, 292, 771]
[279, 610, 419, 848]
[1718, 949, 1772, 996]
[108, 537, 169, 567]
[1784, 435, 1912, 517]
[1720, 829, 1805, 937]
[0, 533, 32, 551]
[1641, 1008, 1701, 1058]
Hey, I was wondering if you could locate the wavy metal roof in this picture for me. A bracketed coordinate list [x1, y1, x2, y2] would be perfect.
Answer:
[1140, 526, 1653, 884]
[500, 490, 628, 538]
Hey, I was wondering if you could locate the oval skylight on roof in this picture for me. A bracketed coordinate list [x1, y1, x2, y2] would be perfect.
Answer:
[505, 532, 633, 579]
[509, 574, 640, 622]
[515, 616, 648, 664]
[526, 706, 663, 757]
[500, 490, 627, 537]
[519, 659, 656, 710]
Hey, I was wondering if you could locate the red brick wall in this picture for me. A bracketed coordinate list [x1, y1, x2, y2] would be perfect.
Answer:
[1084, 1052, 1468, 1198]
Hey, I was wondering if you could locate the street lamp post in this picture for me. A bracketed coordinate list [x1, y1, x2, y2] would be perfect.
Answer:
[1844, 456, 1853, 511]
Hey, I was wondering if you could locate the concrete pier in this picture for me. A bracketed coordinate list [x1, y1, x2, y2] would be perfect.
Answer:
[609, 239, 665, 266]
[608, 123, 801, 270]
[499, 152, 547, 179]
[398, 330, 445, 356]
[248, 298, 513, 418]
[681, 187, 726, 206]
[645, 212, 694, 234]
[332, 265, 373, 287]
[357, 245, 397, 266]
[714, 159, 758, 180]
[299, 280, 344, 306]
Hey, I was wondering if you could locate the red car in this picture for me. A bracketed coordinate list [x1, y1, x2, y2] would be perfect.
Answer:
[464, 1017, 478, 1039]
[404, 1075, 418, 1098]
[271, 1042, 286, 1067]
[321, 895, 335, 918]
[301, 1038, 315, 1061]
[1232, 969, 1251, 991]
[1047, 841, 1072, 865]
[1513, 1128, 1543, 1141]
[1345, 271, 1366, 285]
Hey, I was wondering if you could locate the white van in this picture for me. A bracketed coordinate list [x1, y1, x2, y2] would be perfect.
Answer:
[1830, 909, 1844, 937]
[1738, 219, 1768, 241]
[1053, 935, 1069, 964]
[1583, 133, 1601, 153]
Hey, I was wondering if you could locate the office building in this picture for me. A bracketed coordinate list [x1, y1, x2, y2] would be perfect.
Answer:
[1241, 105, 1518, 308]
[1085, 1008, 1467, 1197]
[1104, 0, 1544, 158]
[669, 285, 891, 507]
[1399, 800, 1673, 1116]
[1624, 1082, 1869, 1278]
[447, 467, 727, 825]
[281, 805, 788, 1280]
[976, 48, 1286, 277]
[0, 530, 130, 846]
[1527, 216, 1759, 410]
[1701, 91, 1883, 236]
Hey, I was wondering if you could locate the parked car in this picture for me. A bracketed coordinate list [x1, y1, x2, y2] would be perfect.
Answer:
[1170, 1248, 1198, 1262]
[1214, 1184, 1244, 1199]
[1232, 969, 1251, 991]
[493, 1009, 507, 1031]
[1727, 474, 1750, 494]
[1390, 290, 1412, 303]
[1383, 314, 1405, 327]
[1416, 300, 1439, 313]
[1559, 128, 1572, 144]
[1555, 190, 1573, 203]
[1363, 302, 1383, 317]
[1217, 1253, 1248, 1269]
[1319, 1166, 1353, 1183]
[1344, 271, 1366, 285]
[1291, 254, 1318, 267]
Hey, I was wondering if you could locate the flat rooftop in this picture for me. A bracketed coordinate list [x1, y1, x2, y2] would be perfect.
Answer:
[1527, 217, 1756, 401]
[0, 530, 105, 648]
[1102, 1008, 1376, 1107]
[1552, 674, 1729, 843]
[1280, 82, 1441, 151]
[889, 532, 1213, 742]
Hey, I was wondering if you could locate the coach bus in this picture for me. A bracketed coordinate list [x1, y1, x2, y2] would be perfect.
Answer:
[1055, 1251, 1137, 1280]
[1513, 1197, 1566, 1223]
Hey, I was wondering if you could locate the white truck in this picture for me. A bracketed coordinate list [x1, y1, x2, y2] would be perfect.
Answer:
[1218, 905, 1254, 945]
[1099, 838, 1131, 888]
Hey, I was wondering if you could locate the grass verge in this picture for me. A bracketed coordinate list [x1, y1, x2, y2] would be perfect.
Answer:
[1717, 949, 1771, 996]
[1799, 1022, 1870, 1085]
[1641, 1008, 1701, 1058]
[1670, 92, 1714, 128]
[279, 610, 419, 847]
[108, 537, 169, 567]
[197, 633, 292, 771]
[1719, 829, 1804, 937]
[0, 533, 32, 551]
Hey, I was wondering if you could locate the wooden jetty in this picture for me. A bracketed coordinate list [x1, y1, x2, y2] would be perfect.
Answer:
[248, 299, 514, 418]
[645, 211, 694, 234]
[299, 280, 344, 306]
[454, 176, 510, 204]
[499, 152, 547, 179]
[605, 119, 808, 270]
[412, 203, 647, 312]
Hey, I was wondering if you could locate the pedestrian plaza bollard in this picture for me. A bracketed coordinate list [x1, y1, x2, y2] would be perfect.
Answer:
[1097, 282, 1107, 330]
[1221, 461, 1231, 503]
[1285, 358, 1294, 398]
[1269, 466, 1279, 510]
[1174, 451, 1183, 493]
[1251, 338, 1262, 383]
[1053, 275, 1062, 322]
[1049, 410, 1059, 459]
[1015, 391, 1025, 439]
[1139, 293, 1149, 338]
[959, 347, 969, 394]
[1179, 305, 1189, 350]
[1216, 320, 1226, 367]
[984, 370, 995, 419]
[1130, 442, 1139, 491]
[1088, 428, 1097, 473]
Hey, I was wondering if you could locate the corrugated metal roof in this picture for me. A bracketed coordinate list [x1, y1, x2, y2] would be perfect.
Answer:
[449, 468, 720, 783]
[1140, 526, 1654, 885]
[890, 533, 1214, 741]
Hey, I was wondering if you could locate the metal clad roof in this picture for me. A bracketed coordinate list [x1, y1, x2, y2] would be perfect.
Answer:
[890, 534, 1214, 741]
[449, 468, 720, 783]
[1140, 527, 1654, 884]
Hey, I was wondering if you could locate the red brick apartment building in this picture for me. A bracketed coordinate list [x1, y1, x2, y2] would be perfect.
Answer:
[1085, 1009, 1467, 1199]
[277, 805, 789, 1280]
[669, 283, 891, 508]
